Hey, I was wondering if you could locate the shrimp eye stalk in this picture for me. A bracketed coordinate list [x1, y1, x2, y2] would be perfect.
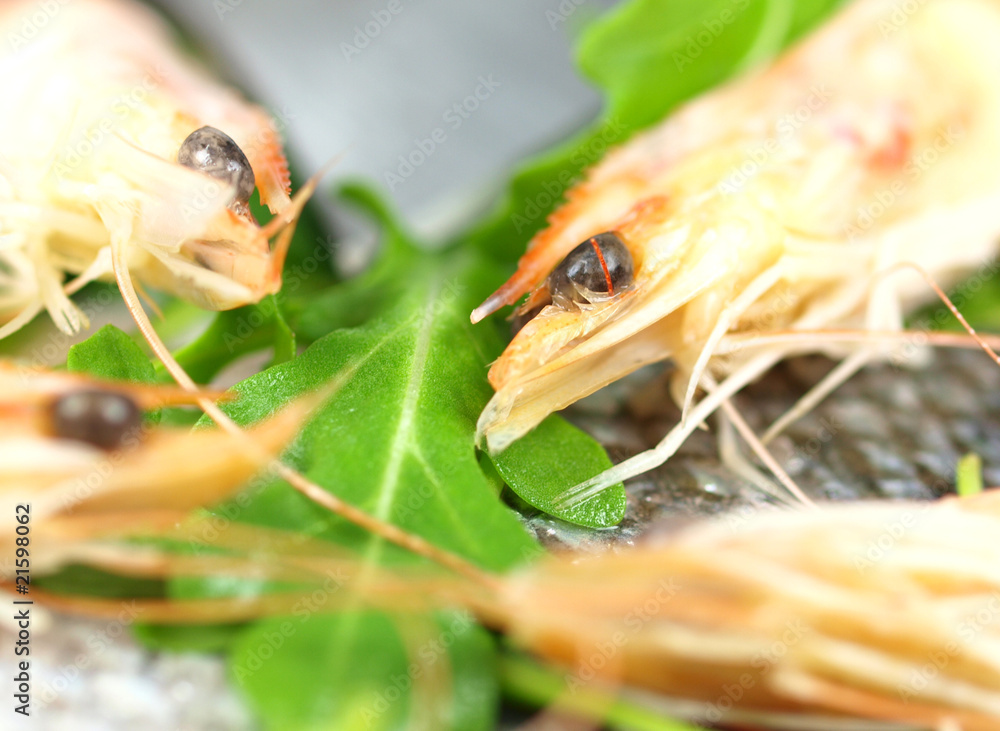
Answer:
[547, 232, 634, 309]
[178, 126, 256, 210]
[49, 389, 144, 451]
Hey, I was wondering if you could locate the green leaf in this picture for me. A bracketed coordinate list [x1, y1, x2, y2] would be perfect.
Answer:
[166, 297, 297, 384]
[957, 453, 984, 498]
[199, 248, 539, 572]
[231, 610, 497, 731]
[490, 415, 626, 528]
[133, 622, 245, 653]
[500, 651, 708, 731]
[67, 323, 156, 384]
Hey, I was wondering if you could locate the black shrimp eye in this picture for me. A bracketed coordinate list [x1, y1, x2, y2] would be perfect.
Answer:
[178, 126, 256, 207]
[547, 231, 635, 309]
[50, 389, 143, 451]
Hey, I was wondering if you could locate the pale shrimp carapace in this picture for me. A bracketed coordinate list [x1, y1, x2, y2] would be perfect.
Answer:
[0, 0, 317, 340]
[473, 0, 1000, 504]
[0, 361, 309, 577]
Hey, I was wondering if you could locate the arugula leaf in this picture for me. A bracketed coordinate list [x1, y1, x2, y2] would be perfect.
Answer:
[168, 296, 296, 384]
[232, 610, 497, 731]
[490, 415, 626, 528]
[67, 323, 156, 384]
[187, 265, 517, 727]
[200, 242, 539, 572]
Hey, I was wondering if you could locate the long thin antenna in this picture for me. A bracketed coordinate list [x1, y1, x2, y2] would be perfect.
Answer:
[717, 328, 1000, 353]
[887, 261, 1000, 367]
[715, 389, 818, 509]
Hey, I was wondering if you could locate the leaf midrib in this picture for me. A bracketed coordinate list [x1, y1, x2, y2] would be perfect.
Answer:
[367, 272, 445, 554]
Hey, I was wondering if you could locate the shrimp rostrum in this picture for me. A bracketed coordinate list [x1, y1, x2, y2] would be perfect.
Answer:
[472, 0, 1000, 504]
[0, 0, 314, 341]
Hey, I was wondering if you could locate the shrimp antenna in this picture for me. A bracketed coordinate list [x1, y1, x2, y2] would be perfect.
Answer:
[889, 261, 1000, 367]
[260, 152, 347, 284]
[101, 204, 498, 590]
[759, 261, 1000, 443]
[705, 373, 818, 509]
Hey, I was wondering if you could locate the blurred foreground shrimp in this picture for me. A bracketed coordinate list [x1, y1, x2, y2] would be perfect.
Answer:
[473, 0, 1000, 505]
[0, 0, 317, 340]
[0, 362, 305, 577]
[27, 472, 1000, 730]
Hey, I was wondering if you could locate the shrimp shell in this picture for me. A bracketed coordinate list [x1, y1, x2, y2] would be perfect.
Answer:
[473, 0, 1000, 502]
[0, 361, 309, 577]
[0, 0, 305, 338]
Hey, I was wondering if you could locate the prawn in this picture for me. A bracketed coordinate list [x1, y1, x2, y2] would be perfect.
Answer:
[0, 362, 302, 576]
[20, 419, 1000, 730]
[471, 0, 1000, 507]
[0, 0, 315, 340]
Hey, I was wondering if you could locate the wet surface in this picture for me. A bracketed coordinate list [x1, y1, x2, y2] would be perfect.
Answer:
[516, 348, 1000, 551]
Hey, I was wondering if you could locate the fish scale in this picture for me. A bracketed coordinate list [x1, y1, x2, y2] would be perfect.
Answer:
[517, 348, 1000, 551]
